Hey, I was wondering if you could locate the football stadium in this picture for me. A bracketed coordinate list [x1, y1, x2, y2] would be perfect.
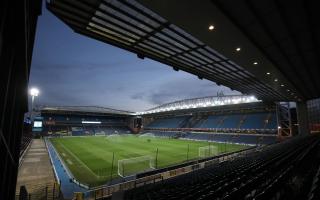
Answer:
[1, 0, 320, 200]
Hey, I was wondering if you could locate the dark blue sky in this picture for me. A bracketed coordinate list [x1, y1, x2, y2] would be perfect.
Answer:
[29, 4, 239, 112]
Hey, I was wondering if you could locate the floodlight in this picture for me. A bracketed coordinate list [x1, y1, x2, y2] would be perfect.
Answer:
[29, 87, 40, 121]
[208, 25, 215, 30]
[30, 88, 39, 97]
[82, 121, 101, 124]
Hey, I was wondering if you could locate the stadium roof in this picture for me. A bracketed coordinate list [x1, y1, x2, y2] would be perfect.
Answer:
[40, 95, 266, 116]
[47, 0, 320, 102]
[41, 106, 135, 115]
[137, 95, 260, 115]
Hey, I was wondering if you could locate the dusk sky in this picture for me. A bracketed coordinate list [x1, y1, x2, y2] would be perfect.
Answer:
[29, 4, 240, 112]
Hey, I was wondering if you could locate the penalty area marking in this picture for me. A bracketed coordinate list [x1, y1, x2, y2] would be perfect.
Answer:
[59, 143, 107, 178]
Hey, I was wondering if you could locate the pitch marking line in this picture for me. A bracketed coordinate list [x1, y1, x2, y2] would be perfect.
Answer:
[59, 143, 108, 178]
[66, 159, 73, 165]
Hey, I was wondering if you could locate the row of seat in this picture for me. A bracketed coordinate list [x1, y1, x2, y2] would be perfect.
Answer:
[43, 115, 126, 123]
[44, 125, 131, 136]
[147, 116, 187, 128]
[147, 112, 277, 130]
[309, 163, 320, 200]
[145, 131, 277, 145]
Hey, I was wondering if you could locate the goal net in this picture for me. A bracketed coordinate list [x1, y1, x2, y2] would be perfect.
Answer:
[199, 145, 218, 158]
[118, 155, 155, 177]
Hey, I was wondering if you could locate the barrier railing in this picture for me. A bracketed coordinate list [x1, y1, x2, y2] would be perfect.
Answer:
[83, 146, 256, 200]
[15, 182, 61, 200]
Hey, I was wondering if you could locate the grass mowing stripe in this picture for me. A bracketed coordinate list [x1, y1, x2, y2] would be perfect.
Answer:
[59, 142, 103, 178]
[50, 135, 248, 186]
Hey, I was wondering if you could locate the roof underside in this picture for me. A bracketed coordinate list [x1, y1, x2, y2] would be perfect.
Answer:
[212, 0, 320, 100]
[143, 101, 276, 117]
[41, 105, 134, 115]
[47, 0, 320, 102]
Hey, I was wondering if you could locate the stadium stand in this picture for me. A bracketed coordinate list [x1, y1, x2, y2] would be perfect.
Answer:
[143, 131, 181, 138]
[265, 113, 278, 129]
[309, 165, 320, 200]
[142, 107, 279, 146]
[4, 0, 320, 199]
[145, 131, 276, 145]
[241, 113, 268, 129]
[40, 107, 132, 137]
[147, 112, 277, 131]
[121, 135, 320, 200]
[147, 116, 188, 128]
[195, 115, 221, 128]
[219, 114, 243, 129]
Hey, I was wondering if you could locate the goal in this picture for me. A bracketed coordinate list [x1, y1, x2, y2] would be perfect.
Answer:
[118, 155, 155, 177]
[199, 145, 218, 158]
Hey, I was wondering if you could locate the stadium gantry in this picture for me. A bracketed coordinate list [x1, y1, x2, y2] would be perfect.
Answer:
[2, 0, 320, 200]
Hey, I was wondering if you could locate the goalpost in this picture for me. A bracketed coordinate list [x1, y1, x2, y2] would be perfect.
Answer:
[199, 145, 218, 158]
[118, 155, 155, 177]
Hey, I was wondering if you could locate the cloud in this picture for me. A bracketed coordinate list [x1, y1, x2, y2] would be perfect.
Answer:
[29, 6, 241, 112]
[129, 76, 241, 109]
[131, 92, 145, 100]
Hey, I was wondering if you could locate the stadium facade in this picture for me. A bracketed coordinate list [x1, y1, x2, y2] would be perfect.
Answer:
[2, 0, 320, 200]
[37, 95, 282, 145]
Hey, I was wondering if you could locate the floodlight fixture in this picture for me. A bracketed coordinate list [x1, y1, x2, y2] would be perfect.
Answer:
[208, 25, 215, 30]
[30, 88, 39, 97]
[29, 87, 40, 121]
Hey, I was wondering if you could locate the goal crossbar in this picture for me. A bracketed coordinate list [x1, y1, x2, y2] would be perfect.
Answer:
[199, 145, 218, 158]
[118, 155, 155, 177]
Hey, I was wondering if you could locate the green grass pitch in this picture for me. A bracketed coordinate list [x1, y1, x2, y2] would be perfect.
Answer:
[50, 135, 247, 187]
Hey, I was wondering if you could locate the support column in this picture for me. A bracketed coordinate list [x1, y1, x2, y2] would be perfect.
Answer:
[296, 101, 310, 135]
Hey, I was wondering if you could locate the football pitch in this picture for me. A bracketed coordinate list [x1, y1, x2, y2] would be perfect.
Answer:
[50, 135, 247, 187]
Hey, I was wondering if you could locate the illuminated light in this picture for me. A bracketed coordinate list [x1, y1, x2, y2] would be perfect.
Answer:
[134, 95, 261, 114]
[266, 72, 271, 75]
[30, 88, 39, 97]
[82, 121, 101, 124]
[236, 47, 241, 52]
[274, 78, 278, 82]
[33, 121, 42, 128]
[281, 84, 285, 87]
[278, 126, 281, 129]
[253, 62, 258, 65]
[208, 25, 215, 30]
[287, 89, 290, 92]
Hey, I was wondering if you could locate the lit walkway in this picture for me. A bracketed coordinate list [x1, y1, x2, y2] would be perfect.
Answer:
[16, 139, 55, 195]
